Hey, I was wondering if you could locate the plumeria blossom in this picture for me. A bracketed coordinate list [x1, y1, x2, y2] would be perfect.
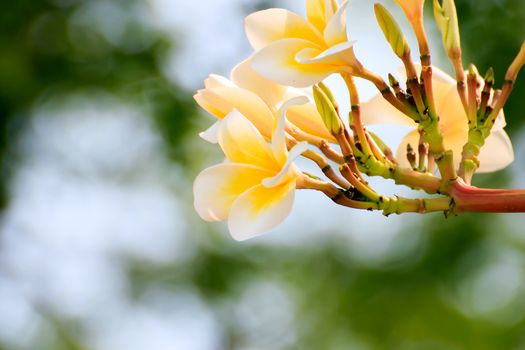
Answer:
[193, 0, 525, 226]
[193, 99, 309, 241]
[245, 0, 361, 87]
[360, 65, 514, 172]
[194, 57, 335, 143]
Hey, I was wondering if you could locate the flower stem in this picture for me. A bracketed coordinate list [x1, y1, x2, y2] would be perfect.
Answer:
[450, 180, 525, 213]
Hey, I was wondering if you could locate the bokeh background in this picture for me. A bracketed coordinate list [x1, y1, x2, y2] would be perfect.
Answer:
[1, 0, 525, 349]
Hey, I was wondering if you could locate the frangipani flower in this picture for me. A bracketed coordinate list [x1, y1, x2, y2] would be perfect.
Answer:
[193, 99, 309, 241]
[246, 0, 360, 87]
[194, 57, 335, 143]
[361, 65, 514, 172]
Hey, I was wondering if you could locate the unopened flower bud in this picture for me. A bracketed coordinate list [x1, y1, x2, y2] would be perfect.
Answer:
[318, 82, 339, 112]
[388, 73, 400, 88]
[369, 131, 396, 163]
[433, 0, 461, 59]
[394, 0, 425, 23]
[407, 143, 417, 169]
[313, 85, 342, 135]
[484, 67, 495, 86]
[506, 40, 525, 82]
[374, 3, 410, 59]
[467, 64, 479, 78]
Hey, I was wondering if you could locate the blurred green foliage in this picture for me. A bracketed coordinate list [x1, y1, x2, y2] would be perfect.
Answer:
[1, 0, 525, 349]
[0, 0, 195, 210]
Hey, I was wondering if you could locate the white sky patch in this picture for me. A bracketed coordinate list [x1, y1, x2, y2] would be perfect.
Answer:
[150, 0, 256, 89]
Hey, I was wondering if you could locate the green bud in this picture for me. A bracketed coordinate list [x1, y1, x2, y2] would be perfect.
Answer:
[406, 143, 417, 169]
[388, 73, 400, 88]
[506, 40, 525, 82]
[313, 85, 342, 135]
[467, 64, 478, 77]
[433, 0, 461, 58]
[374, 3, 410, 58]
[369, 131, 394, 157]
[484, 67, 495, 86]
[318, 82, 339, 111]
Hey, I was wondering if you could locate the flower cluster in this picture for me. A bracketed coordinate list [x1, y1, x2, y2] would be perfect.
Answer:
[193, 0, 525, 240]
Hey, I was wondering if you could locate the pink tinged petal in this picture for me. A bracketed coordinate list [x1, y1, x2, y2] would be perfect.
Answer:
[396, 128, 467, 171]
[251, 38, 333, 87]
[218, 110, 276, 169]
[273, 96, 310, 163]
[439, 128, 513, 173]
[395, 64, 467, 130]
[244, 9, 324, 51]
[396, 64, 458, 105]
[477, 129, 514, 173]
[436, 86, 467, 133]
[194, 86, 274, 138]
[228, 181, 296, 241]
[360, 92, 417, 126]
[199, 121, 220, 144]
[193, 163, 273, 222]
[323, 0, 349, 47]
[204, 74, 235, 89]
[429, 64, 457, 85]
[263, 142, 309, 188]
[442, 128, 468, 167]
[230, 56, 287, 110]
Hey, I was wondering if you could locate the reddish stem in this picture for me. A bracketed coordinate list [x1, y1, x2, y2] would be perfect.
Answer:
[450, 180, 525, 213]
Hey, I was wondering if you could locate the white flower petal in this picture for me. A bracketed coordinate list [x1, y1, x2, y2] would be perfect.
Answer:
[323, 0, 349, 47]
[218, 110, 276, 169]
[193, 163, 273, 222]
[273, 96, 310, 163]
[263, 142, 308, 188]
[396, 128, 467, 171]
[296, 41, 356, 66]
[286, 102, 336, 141]
[428, 64, 457, 85]
[194, 86, 275, 138]
[493, 110, 506, 131]
[436, 84, 467, 131]
[230, 56, 287, 110]
[244, 9, 323, 50]
[361, 92, 417, 126]
[228, 181, 296, 241]
[478, 129, 514, 173]
[204, 74, 235, 89]
[251, 38, 334, 87]
[199, 121, 220, 144]
[307, 0, 328, 32]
